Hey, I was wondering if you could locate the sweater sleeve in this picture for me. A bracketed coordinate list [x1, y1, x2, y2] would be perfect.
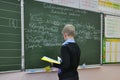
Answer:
[53, 45, 70, 71]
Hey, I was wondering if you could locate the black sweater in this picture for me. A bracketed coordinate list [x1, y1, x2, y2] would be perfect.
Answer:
[53, 42, 81, 79]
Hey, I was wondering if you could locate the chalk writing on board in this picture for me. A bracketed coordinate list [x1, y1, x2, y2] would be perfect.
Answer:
[75, 23, 100, 43]
[43, 3, 87, 16]
[9, 19, 18, 28]
[0, 17, 20, 29]
[25, 13, 100, 49]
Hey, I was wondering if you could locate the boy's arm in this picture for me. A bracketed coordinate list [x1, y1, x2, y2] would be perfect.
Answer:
[52, 45, 70, 70]
[53, 45, 70, 70]
[60, 45, 70, 70]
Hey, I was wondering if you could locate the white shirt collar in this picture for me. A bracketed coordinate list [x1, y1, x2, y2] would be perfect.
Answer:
[62, 38, 75, 45]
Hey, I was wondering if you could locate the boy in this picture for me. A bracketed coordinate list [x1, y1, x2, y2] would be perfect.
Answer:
[52, 24, 81, 80]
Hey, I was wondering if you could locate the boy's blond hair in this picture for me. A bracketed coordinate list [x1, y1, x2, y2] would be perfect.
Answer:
[62, 24, 75, 37]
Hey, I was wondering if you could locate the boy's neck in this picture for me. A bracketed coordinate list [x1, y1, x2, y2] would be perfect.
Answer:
[65, 36, 74, 40]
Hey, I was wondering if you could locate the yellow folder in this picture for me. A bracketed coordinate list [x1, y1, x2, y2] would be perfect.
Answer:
[41, 56, 60, 64]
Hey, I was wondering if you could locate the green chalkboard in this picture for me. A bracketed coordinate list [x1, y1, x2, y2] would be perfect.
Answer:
[25, 0, 101, 69]
[0, 0, 21, 71]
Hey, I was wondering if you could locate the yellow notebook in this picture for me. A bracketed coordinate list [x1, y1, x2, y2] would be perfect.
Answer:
[41, 56, 60, 64]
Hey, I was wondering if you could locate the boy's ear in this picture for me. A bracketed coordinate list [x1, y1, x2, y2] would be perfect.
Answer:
[63, 33, 67, 40]
[64, 33, 68, 36]
[64, 33, 68, 37]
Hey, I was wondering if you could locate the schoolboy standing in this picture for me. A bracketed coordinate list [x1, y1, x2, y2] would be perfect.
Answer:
[52, 24, 81, 80]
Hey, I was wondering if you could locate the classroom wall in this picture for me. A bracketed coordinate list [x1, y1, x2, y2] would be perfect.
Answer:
[0, 64, 120, 80]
